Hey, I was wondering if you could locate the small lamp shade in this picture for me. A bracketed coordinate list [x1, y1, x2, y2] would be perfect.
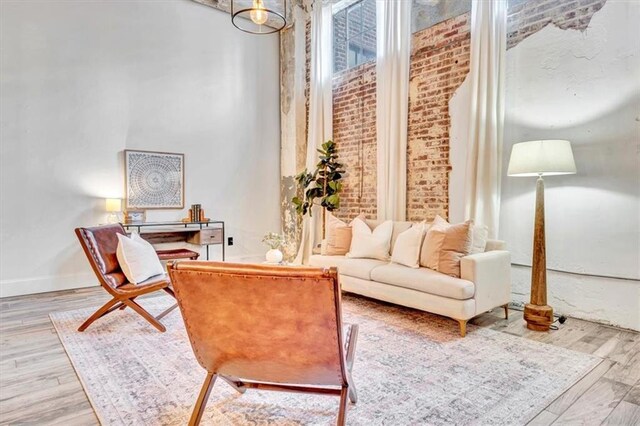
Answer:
[105, 198, 122, 212]
[507, 140, 577, 177]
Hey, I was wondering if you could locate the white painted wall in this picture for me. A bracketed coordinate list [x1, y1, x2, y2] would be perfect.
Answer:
[450, 1, 640, 330]
[0, 0, 281, 297]
[500, 1, 640, 330]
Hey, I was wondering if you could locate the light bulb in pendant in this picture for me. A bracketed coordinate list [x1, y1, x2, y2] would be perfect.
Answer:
[250, 0, 269, 25]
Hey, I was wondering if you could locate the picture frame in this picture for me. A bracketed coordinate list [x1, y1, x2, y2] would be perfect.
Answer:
[123, 210, 146, 224]
[124, 150, 185, 209]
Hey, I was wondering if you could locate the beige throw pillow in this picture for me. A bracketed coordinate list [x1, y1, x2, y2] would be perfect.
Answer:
[391, 222, 426, 268]
[346, 217, 393, 261]
[322, 213, 352, 256]
[116, 233, 164, 284]
[420, 215, 474, 277]
[420, 216, 449, 269]
[438, 221, 473, 277]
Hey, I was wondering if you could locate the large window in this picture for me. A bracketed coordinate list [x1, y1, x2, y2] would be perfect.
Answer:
[333, 0, 376, 74]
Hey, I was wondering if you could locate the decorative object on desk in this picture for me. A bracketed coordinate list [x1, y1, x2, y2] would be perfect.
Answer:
[125, 150, 184, 209]
[182, 204, 208, 223]
[123, 210, 145, 224]
[190, 204, 202, 222]
[262, 232, 284, 263]
[292, 140, 345, 238]
[105, 198, 122, 224]
[231, 0, 287, 35]
[507, 140, 577, 332]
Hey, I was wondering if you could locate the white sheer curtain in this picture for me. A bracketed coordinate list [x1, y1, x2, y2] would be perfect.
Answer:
[376, 0, 412, 221]
[464, 0, 507, 238]
[294, 1, 333, 265]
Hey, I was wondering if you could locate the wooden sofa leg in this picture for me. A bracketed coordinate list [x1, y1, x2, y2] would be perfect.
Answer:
[503, 304, 509, 320]
[458, 320, 467, 337]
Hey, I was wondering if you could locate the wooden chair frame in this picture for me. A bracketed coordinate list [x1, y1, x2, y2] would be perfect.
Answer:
[75, 225, 180, 332]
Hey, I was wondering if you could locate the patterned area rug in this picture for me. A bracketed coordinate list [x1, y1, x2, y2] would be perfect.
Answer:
[50, 295, 600, 425]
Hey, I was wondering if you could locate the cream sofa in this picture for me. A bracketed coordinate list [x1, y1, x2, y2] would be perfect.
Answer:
[309, 220, 511, 337]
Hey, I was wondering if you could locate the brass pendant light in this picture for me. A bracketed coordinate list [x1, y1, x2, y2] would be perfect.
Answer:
[231, 0, 288, 34]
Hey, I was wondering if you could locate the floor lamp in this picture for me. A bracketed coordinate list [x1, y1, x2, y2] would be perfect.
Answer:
[507, 140, 577, 331]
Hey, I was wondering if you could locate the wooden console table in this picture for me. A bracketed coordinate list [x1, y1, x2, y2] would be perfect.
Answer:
[123, 220, 225, 261]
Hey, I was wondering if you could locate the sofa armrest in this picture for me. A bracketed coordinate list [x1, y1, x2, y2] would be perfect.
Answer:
[461, 250, 511, 315]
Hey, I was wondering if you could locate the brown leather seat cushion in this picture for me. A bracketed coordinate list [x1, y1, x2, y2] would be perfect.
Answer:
[156, 248, 200, 260]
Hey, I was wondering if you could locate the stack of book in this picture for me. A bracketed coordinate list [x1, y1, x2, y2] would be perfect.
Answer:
[190, 204, 202, 222]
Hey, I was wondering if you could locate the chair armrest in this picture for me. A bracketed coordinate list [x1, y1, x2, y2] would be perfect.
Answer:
[461, 250, 511, 315]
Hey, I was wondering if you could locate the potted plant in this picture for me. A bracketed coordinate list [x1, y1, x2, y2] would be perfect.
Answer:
[262, 232, 285, 263]
[292, 140, 345, 238]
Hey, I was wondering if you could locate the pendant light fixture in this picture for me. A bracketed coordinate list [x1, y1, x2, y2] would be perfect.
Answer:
[231, 0, 288, 34]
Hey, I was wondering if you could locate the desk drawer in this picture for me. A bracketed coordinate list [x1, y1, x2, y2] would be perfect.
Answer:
[187, 228, 223, 245]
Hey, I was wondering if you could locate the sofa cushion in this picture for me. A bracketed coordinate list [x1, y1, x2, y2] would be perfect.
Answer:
[322, 213, 352, 256]
[391, 222, 426, 268]
[370, 263, 475, 300]
[309, 255, 388, 281]
[347, 218, 393, 261]
[366, 219, 413, 253]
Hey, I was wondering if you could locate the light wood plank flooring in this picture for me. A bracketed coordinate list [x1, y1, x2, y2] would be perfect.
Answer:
[1, 287, 638, 425]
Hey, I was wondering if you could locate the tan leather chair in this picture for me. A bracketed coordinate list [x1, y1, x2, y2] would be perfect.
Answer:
[75, 224, 177, 332]
[167, 261, 358, 426]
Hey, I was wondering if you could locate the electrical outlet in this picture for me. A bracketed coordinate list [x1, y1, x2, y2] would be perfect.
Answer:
[227, 237, 233, 246]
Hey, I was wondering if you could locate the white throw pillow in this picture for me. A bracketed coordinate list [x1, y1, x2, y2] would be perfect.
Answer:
[391, 222, 426, 268]
[116, 233, 165, 284]
[470, 224, 489, 254]
[346, 218, 393, 261]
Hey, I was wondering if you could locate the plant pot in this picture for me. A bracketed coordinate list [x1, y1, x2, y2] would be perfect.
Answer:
[265, 249, 283, 264]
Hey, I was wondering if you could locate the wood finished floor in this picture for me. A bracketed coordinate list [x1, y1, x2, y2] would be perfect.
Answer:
[0, 287, 639, 426]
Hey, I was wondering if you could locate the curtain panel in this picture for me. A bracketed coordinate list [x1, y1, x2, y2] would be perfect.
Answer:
[294, 1, 333, 264]
[464, 0, 507, 238]
[375, 0, 412, 221]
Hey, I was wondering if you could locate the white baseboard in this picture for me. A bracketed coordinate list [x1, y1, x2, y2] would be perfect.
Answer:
[0, 273, 98, 298]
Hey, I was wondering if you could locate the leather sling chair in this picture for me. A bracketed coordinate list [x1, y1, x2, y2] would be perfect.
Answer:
[167, 261, 359, 426]
[75, 224, 184, 332]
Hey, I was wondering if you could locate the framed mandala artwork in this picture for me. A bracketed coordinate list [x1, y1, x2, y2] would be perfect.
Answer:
[124, 150, 184, 209]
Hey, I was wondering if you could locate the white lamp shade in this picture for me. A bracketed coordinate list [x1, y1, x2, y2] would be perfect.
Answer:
[105, 198, 122, 212]
[507, 140, 577, 177]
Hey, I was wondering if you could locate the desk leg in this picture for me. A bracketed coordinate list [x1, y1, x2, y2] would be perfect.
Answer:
[222, 225, 225, 261]
[206, 245, 209, 261]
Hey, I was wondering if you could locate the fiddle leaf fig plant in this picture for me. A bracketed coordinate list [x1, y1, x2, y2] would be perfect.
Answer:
[292, 140, 345, 226]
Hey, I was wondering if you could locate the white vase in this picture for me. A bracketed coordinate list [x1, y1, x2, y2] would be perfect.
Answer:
[265, 249, 283, 264]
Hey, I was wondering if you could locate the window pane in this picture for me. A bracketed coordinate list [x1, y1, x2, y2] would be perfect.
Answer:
[333, 9, 347, 43]
[361, 27, 376, 62]
[362, 0, 376, 31]
[347, 3, 362, 39]
[334, 41, 348, 74]
[348, 36, 362, 68]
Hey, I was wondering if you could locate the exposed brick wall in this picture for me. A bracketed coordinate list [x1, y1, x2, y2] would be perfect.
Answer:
[507, 0, 607, 49]
[332, 62, 377, 221]
[332, 13, 470, 222]
[407, 13, 471, 222]
[321, 0, 607, 224]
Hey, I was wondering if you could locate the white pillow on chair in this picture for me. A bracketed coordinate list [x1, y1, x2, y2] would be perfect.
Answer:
[116, 233, 164, 284]
[346, 217, 393, 261]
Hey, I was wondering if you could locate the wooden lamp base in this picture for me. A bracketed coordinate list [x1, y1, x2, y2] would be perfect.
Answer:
[524, 303, 553, 331]
[524, 176, 554, 332]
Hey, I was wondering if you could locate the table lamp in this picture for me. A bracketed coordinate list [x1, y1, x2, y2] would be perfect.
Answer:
[105, 198, 122, 224]
[507, 140, 576, 331]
